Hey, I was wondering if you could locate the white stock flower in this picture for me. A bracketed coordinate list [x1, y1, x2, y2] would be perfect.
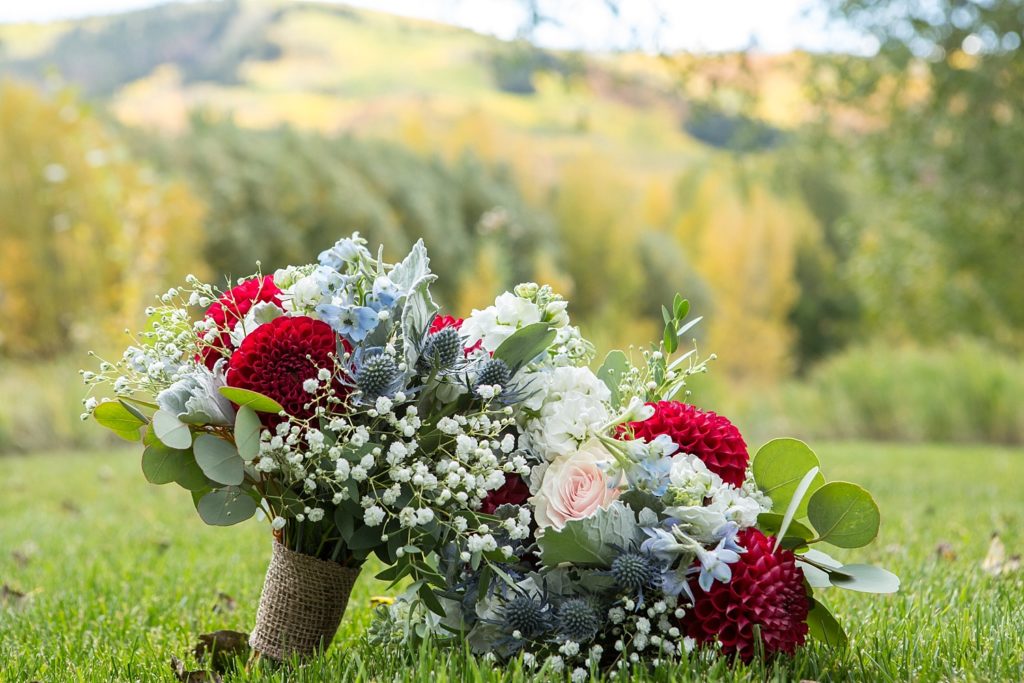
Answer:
[461, 292, 542, 352]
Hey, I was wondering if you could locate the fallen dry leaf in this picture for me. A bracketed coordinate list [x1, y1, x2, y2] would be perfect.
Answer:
[1, 584, 29, 609]
[934, 541, 957, 561]
[212, 592, 237, 614]
[170, 655, 222, 683]
[981, 534, 1022, 576]
[60, 499, 81, 515]
[193, 630, 250, 672]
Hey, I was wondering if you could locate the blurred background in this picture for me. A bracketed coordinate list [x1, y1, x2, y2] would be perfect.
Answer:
[0, 0, 1022, 454]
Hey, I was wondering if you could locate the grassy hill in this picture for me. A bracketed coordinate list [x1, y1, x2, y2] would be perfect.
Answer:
[0, 0, 803, 169]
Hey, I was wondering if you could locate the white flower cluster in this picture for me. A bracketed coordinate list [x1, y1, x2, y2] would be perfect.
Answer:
[520, 366, 612, 462]
[663, 454, 769, 540]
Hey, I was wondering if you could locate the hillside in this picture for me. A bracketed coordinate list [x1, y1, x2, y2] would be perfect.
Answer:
[0, 0, 805, 172]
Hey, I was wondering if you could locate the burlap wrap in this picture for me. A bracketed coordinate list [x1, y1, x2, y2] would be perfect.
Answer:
[249, 540, 361, 660]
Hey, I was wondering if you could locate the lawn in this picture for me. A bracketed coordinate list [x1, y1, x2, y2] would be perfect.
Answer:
[1, 442, 1022, 682]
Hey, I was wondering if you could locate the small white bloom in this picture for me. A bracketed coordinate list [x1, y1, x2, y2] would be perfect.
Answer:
[363, 506, 386, 527]
[302, 378, 319, 394]
[271, 516, 286, 531]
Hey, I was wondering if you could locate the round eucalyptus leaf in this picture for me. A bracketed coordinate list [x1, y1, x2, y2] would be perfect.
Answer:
[807, 481, 880, 549]
[152, 409, 192, 449]
[807, 598, 848, 646]
[829, 564, 900, 594]
[93, 401, 145, 441]
[141, 442, 189, 485]
[197, 488, 257, 527]
[752, 438, 825, 518]
[234, 406, 262, 461]
[218, 386, 284, 414]
[193, 434, 244, 486]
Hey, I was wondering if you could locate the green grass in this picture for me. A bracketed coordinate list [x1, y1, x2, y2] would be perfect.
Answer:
[1, 443, 1022, 682]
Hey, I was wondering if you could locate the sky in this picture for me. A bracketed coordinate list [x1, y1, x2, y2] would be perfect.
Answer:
[0, 0, 877, 54]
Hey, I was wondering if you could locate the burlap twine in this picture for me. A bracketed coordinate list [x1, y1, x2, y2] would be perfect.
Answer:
[249, 540, 361, 661]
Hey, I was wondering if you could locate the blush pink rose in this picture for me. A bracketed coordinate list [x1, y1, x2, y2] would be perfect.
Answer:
[530, 440, 621, 530]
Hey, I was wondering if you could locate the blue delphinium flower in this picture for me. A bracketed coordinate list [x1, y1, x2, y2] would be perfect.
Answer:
[318, 234, 371, 270]
[694, 529, 745, 592]
[618, 434, 679, 496]
[316, 303, 380, 342]
[367, 275, 402, 311]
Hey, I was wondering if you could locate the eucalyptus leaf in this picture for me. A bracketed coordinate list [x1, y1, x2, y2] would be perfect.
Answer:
[234, 406, 262, 461]
[492, 322, 556, 371]
[807, 598, 848, 646]
[757, 512, 814, 541]
[217, 387, 284, 414]
[829, 564, 900, 594]
[141, 442, 188, 485]
[93, 401, 145, 441]
[673, 295, 689, 321]
[807, 482, 880, 548]
[752, 438, 825, 518]
[196, 488, 257, 527]
[152, 409, 192, 449]
[596, 350, 629, 409]
[193, 434, 244, 486]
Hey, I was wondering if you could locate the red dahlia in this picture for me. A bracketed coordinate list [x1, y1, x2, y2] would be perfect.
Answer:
[683, 528, 809, 661]
[226, 315, 346, 423]
[626, 401, 748, 487]
[201, 275, 282, 369]
[479, 474, 531, 514]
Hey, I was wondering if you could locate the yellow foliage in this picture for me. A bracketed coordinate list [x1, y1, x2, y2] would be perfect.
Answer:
[0, 82, 206, 357]
[675, 160, 809, 383]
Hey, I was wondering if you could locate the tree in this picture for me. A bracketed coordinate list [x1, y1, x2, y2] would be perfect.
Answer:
[0, 82, 205, 357]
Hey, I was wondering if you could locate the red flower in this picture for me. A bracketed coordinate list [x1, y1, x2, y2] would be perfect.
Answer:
[429, 315, 464, 334]
[226, 315, 347, 423]
[479, 474, 531, 514]
[428, 314, 483, 354]
[625, 401, 748, 487]
[201, 275, 282, 369]
[683, 528, 809, 661]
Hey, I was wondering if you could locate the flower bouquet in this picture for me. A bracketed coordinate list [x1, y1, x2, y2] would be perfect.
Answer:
[85, 233, 898, 672]
[370, 288, 900, 674]
[84, 234, 563, 660]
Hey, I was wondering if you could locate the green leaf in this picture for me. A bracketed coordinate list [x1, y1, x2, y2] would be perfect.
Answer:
[117, 399, 150, 424]
[663, 319, 678, 354]
[829, 564, 900, 594]
[193, 434, 244, 486]
[537, 502, 641, 567]
[807, 598, 848, 647]
[141, 442, 190, 484]
[661, 305, 672, 326]
[752, 438, 825, 518]
[673, 294, 689, 321]
[773, 466, 820, 552]
[234, 406, 262, 461]
[492, 322, 555, 370]
[93, 401, 145, 441]
[152, 409, 192, 449]
[797, 549, 844, 588]
[196, 488, 257, 527]
[217, 387, 284, 414]
[335, 506, 356, 542]
[347, 524, 383, 551]
[757, 512, 814, 542]
[807, 481, 880, 548]
[596, 350, 629, 409]
[417, 581, 446, 618]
